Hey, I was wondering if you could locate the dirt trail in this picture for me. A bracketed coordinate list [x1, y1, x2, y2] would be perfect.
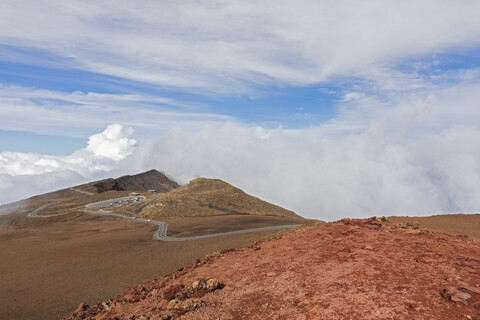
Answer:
[69, 188, 95, 196]
[65, 219, 480, 319]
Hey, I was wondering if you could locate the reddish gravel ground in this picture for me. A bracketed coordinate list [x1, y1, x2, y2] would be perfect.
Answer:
[65, 219, 480, 320]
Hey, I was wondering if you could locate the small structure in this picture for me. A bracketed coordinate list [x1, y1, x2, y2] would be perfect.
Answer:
[129, 192, 139, 197]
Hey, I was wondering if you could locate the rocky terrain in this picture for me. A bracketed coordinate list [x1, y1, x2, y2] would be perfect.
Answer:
[84, 169, 179, 194]
[65, 218, 480, 319]
[126, 178, 300, 219]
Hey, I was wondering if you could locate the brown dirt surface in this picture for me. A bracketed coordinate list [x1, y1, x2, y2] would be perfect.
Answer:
[0, 190, 140, 231]
[0, 217, 292, 320]
[164, 215, 311, 237]
[389, 214, 480, 241]
[65, 219, 480, 320]
[128, 177, 301, 219]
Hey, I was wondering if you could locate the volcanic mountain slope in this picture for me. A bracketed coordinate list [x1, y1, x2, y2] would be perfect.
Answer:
[0, 169, 179, 228]
[66, 218, 480, 320]
[125, 177, 301, 219]
[80, 169, 179, 194]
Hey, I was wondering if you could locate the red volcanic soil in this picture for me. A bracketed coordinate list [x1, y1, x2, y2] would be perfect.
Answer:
[65, 219, 480, 320]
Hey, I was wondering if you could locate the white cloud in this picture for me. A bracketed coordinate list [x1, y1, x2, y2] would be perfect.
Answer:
[0, 84, 232, 138]
[132, 82, 480, 219]
[1, 1, 480, 93]
[341, 92, 365, 102]
[86, 124, 136, 160]
[1, 1, 480, 220]
[3, 81, 480, 220]
[136, 93, 480, 220]
[0, 124, 136, 178]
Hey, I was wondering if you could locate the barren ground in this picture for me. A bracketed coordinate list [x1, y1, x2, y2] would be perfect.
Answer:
[0, 214, 303, 320]
[163, 215, 309, 237]
[66, 218, 480, 320]
[389, 214, 480, 240]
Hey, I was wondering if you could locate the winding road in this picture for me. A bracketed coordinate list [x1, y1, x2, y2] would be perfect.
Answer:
[28, 197, 302, 241]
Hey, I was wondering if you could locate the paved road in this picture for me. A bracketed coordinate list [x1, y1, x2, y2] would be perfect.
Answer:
[28, 197, 302, 241]
[27, 203, 71, 218]
[154, 223, 302, 241]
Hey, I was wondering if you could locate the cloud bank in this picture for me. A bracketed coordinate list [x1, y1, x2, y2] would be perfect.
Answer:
[0, 124, 137, 203]
[0, 124, 136, 176]
[139, 124, 480, 221]
[3, 85, 480, 221]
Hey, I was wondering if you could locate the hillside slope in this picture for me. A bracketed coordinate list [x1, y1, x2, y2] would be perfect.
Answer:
[65, 219, 480, 320]
[0, 169, 179, 230]
[81, 169, 179, 194]
[127, 178, 301, 219]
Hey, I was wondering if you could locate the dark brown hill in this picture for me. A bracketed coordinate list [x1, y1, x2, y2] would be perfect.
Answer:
[86, 169, 179, 193]
[126, 177, 301, 219]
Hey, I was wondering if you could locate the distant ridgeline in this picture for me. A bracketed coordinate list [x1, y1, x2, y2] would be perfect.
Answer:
[90, 169, 180, 193]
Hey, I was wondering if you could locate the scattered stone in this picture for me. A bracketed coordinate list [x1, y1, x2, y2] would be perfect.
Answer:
[441, 287, 472, 304]
[206, 278, 220, 291]
[406, 222, 420, 229]
[177, 278, 222, 299]
[102, 301, 114, 311]
[163, 284, 184, 300]
[167, 298, 202, 316]
[167, 298, 201, 310]
[205, 252, 221, 260]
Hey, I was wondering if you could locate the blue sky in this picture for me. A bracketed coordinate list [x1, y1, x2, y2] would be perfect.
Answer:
[1, 1, 479, 151]
[2, 1, 480, 219]
[0, 50, 341, 154]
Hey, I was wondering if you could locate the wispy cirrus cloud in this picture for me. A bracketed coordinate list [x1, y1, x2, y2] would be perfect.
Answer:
[1, 1, 480, 94]
[0, 84, 232, 138]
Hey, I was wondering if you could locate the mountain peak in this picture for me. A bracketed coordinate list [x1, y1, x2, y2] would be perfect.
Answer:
[86, 169, 179, 193]
[129, 177, 300, 219]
